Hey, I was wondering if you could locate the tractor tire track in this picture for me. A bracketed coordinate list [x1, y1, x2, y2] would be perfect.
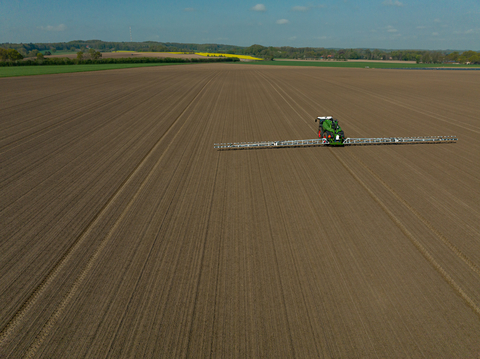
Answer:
[2, 64, 479, 358]
[300, 70, 480, 135]
[259, 66, 480, 319]
[0, 72, 218, 355]
[0, 72, 180, 151]
[348, 150, 480, 275]
[329, 148, 480, 318]
[0, 81, 212, 324]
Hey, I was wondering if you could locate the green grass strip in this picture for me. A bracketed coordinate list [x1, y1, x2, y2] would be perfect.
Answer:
[244, 60, 480, 69]
[0, 62, 189, 78]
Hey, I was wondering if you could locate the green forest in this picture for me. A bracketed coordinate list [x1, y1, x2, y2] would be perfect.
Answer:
[1, 40, 479, 64]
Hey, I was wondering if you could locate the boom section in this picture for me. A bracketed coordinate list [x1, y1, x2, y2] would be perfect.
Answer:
[343, 135, 457, 145]
[214, 136, 457, 150]
[214, 138, 328, 150]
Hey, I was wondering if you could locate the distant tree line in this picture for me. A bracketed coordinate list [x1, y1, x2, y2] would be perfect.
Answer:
[0, 40, 239, 57]
[1, 40, 479, 64]
[237, 45, 480, 64]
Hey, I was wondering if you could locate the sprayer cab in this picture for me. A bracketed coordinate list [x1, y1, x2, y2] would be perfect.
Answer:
[315, 116, 345, 146]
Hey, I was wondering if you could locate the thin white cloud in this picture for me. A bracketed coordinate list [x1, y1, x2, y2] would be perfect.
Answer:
[289, 36, 297, 40]
[434, 18, 441, 23]
[383, 0, 404, 7]
[291, 5, 326, 11]
[452, 29, 479, 35]
[416, 25, 427, 29]
[38, 24, 66, 32]
[276, 19, 289, 24]
[251, 4, 266, 12]
[432, 32, 438, 36]
[292, 6, 308, 11]
[184, 8, 194, 12]
[386, 25, 397, 32]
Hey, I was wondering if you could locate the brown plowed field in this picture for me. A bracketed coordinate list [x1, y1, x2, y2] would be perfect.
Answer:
[1, 64, 479, 358]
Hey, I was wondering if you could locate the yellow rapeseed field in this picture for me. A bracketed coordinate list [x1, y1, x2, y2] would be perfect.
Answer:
[111, 51, 262, 60]
[195, 53, 263, 60]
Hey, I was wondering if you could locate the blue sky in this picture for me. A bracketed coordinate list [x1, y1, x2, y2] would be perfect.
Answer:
[1, 0, 479, 50]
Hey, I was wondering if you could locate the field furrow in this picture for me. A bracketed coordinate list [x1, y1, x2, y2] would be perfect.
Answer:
[1, 64, 479, 358]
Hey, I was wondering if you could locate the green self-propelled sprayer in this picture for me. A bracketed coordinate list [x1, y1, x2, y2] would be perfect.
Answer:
[316, 116, 345, 146]
[214, 116, 457, 150]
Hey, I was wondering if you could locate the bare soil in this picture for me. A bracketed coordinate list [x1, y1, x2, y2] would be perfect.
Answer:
[1, 64, 479, 358]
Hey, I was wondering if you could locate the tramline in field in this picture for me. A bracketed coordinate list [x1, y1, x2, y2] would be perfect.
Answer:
[214, 116, 458, 150]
